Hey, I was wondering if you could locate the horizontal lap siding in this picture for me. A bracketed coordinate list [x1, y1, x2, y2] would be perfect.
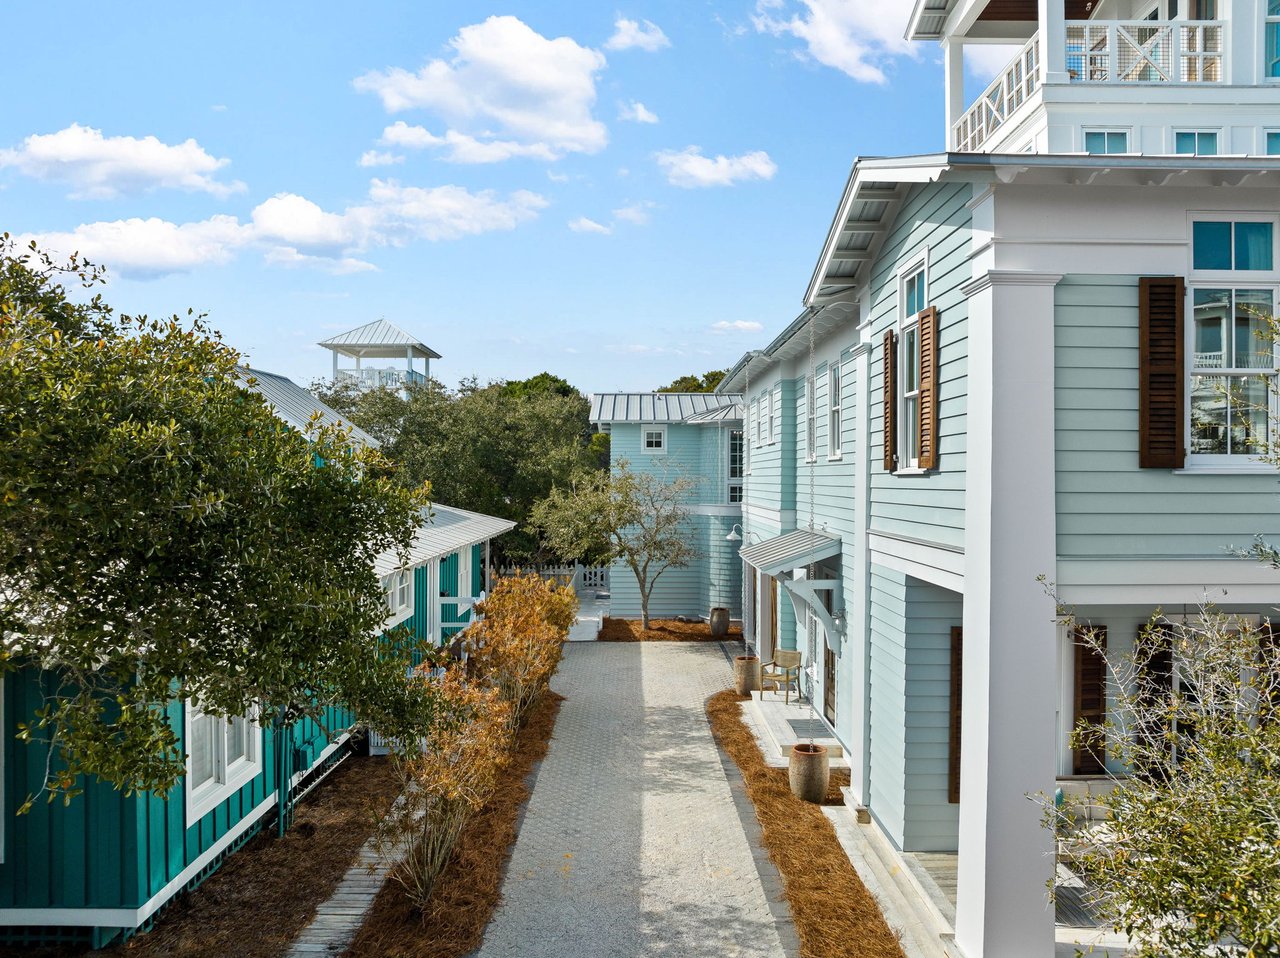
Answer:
[743, 379, 797, 518]
[1055, 276, 1280, 557]
[902, 579, 962, 852]
[868, 566, 908, 847]
[868, 183, 971, 551]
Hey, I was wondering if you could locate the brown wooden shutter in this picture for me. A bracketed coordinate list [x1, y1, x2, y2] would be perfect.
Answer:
[917, 306, 940, 470]
[882, 329, 897, 472]
[948, 626, 962, 804]
[1073, 626, 1108, 775]
[1138, 277, 1186, 468]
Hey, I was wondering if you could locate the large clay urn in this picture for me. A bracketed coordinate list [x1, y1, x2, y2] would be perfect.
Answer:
[709, 606, 731, 638]
[789, 743, 830, 804]
[734, 655, 761, 695]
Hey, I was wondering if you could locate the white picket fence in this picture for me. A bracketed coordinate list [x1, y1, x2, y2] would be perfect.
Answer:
[497, 562, 609, 592]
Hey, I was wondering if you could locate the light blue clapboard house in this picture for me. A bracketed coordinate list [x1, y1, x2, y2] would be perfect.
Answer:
[589, 393, 744, 622]
[719, 2, 1280, 956]
[0, 369, 510, 947]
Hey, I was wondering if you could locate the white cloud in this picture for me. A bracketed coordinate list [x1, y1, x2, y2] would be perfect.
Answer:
[752, 0, 914, 84]
[20, 179, 549, 279]
[547, 170, 570, 183]
[655, 147, 777, 188]
[359, 149, 404, 167]
[568, 216, 611, 235]
[605, 17, 671, 52]
[619, 101, 659, 124]
[354, 16, 607, 161]
[15, 216, 249, 279]
[613, 201, 655, 225]
[964, 44, 1021, 82]
[0, 123, 245, 199]
[712, 320, 764, 333]
[380, 125, 558, 164]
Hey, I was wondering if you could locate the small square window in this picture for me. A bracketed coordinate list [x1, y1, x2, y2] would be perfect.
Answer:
[1176, 131, 1218, 156]
[1084, 130, 1127, 155]
[642, 427, 666, 453]
[1235, 222, 1274, 271]
[1193, 221, 1233, 270]
[1267, 132, 1280, 155]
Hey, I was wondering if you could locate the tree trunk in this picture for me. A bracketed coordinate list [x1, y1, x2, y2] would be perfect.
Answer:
[640, 586, 651, 630]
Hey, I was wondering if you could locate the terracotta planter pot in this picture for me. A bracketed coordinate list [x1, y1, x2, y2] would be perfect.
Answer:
[789, 742, 830, 804]
[709, 606, 730, 638]
[734, 655, 761, 695]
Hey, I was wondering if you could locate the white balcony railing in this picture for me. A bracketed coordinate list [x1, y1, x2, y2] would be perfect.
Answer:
[953, 33, 1039, 153]
[1065, 20, 1224, 84]
[336, 367, 427, 390]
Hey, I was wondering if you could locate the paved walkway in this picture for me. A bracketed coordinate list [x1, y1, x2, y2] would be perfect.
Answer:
[475, 641, 792, 958]
[567, 589, 609, 642]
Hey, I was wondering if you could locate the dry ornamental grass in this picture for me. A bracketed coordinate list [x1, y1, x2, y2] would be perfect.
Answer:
[706, 690, 906, 958]
[343, 690, 564, 958]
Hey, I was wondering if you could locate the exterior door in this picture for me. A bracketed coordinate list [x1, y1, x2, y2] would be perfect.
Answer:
[823, 641, 836, 723]
[764, 576, 778, 660]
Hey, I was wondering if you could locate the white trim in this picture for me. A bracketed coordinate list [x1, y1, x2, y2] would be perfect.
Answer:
[690, 503, 744, 517]
[1056, 557, 1280, 604]
[827, 362, 843, 459]
[868, 531, 965, 592]
[0, 792, 279, 929]
[742, 502, 796, 529]
[897, 252, 930, 473]
[640, 424, 667, 455]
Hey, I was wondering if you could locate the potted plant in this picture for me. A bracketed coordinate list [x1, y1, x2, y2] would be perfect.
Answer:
[789, 742, 829, 804]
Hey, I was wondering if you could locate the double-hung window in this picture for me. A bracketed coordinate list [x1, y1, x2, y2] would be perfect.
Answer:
[901, 267, 926, 469]
[755, 398, 763, 446]
[1268, 2, 1280, 79]
[642, 425, 667, 454]
[769, 388, 777, 445]
[729, 429, 744, 502]
[1187, 216, 1278, 463]
[828, 364, 842, 458]
[805, 375, 816, 462]
[187, 703, 262, 821]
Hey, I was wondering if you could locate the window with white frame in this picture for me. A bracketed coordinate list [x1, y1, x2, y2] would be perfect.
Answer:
[769, 387, 777, 444]
[1268, 1, 1280, 79]
[805, 375, 816, 462]
[728, 429, 744, 502]
[828, 364, 842, 458]
[900, 264, 927, 469]
[397, 570, 410, 609]
[1188, 215, 1279, 460]
[642, 425, 667, 454]
[1267, 131, 1280, 155]
[1175, 130, 1218, 156]
[754, 398, 763, 446]
[1084, 130, 1128, 155]
[186, 703, 262, 821]
[385, 570, 411, 622]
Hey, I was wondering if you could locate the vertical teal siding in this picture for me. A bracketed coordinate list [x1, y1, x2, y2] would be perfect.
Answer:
[1055, 275, 1280, 557]
[867, 182, 971, 550]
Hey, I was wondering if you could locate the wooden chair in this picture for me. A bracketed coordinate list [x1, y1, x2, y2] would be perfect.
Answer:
[761, 649, 802, 704]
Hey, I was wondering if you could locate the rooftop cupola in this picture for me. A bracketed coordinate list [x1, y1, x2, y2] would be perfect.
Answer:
[909, 0, 1280, 156]
[319, 319, 440, 394]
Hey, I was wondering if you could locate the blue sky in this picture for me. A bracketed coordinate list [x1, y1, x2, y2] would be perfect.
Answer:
[1, 2, 1003, 392]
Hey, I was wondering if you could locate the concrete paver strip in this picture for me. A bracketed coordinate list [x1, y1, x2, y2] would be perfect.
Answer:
[475, 642, 789, 958]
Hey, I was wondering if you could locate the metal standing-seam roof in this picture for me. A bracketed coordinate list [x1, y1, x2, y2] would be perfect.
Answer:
[238, 367, 380, 448]
[375, 504, 516, 576]
[683, 402, 744, 424]
[318, 319, 441, 360]
[738, 528, 842, 578]
[589, 393, 741, 424]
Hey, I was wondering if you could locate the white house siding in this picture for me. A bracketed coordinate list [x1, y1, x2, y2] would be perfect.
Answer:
[1055, 274, 1280, 559]
[868, 182, 972, 552]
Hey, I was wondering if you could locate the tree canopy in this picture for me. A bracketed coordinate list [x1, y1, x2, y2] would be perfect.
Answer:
[315, 374, 599, 563]
[0, 240, 435, 803]
[658, 369, 728, 393]
[530, 461, 699, 628]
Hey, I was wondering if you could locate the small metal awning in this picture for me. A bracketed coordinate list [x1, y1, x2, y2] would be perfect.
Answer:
[738, 528, 841, 578]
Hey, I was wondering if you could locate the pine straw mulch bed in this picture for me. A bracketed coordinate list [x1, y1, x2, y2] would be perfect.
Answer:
[707, 690, 906, 958]
[342, 689, 565, 958]
[112, 752, 401, 958]
[598, 616, 743, 643]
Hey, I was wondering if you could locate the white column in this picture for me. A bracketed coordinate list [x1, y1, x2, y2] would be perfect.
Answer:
[331, 349, 338, 381]
[848, 339, 872, 805]
[944, 38, 966, 150]
[1039, 0, 1068, 84]
[955, 270, 1061, 958]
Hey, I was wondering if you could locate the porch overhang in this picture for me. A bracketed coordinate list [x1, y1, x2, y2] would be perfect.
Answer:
[738, 528, 840, 579]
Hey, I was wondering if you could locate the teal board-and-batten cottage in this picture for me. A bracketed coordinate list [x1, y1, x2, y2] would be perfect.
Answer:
[590, 392, 744, 622]
[0, 371, 512, 947]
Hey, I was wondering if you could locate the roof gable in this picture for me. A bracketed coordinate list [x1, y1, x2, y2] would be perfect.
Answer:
[319, 319, 441, 360]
